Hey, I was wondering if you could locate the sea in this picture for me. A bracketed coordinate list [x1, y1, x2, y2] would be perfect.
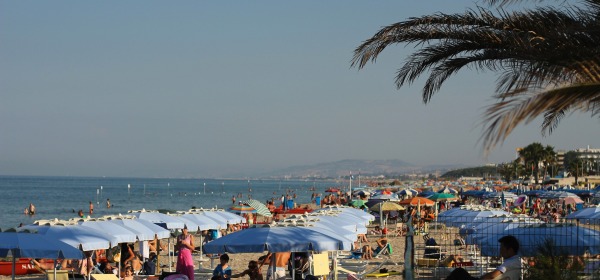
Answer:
[0, 176, 337, 231]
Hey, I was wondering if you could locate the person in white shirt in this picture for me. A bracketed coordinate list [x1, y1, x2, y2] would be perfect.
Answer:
[445, 235, 521, 280]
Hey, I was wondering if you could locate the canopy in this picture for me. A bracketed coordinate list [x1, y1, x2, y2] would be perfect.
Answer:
[203, 226, 352, 253]
[567, 206, 600, 219]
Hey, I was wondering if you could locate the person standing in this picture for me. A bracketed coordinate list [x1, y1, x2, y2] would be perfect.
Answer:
[106, 199, 111, 208]
[176, 225, 195, 280]
[89, 201, 94, 215]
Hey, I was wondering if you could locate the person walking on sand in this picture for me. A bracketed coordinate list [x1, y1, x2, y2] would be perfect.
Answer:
[176, 225, 195, 280]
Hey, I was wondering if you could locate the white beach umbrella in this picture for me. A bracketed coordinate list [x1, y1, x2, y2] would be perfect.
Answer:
[106, 217, 171, 240]
[27, 225, 117, 251]
[78, 220, 138, 243]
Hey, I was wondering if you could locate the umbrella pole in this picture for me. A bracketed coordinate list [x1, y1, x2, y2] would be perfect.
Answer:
[168, 237, 172, 272]
[11, 252, 15, 280]
[54, 259, 58, 280]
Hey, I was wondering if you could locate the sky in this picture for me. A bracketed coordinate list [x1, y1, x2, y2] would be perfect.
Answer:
[1, 1, 598, 178]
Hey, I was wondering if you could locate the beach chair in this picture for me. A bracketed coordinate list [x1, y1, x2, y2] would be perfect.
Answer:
[373, 243, 392, 259]
[46, 270, 70, 280]
[90, 273, 120, 280]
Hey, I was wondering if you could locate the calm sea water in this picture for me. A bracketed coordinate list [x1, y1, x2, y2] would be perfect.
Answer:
[0, 176, 335, 230]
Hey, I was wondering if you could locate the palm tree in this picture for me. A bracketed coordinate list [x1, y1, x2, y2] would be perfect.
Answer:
[542, 145, 557, 180]
[352, 1, 600, 152]
[519, 142, 553, 184]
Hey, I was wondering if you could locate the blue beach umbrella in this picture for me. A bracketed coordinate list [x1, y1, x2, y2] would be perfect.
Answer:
[478, 223, 600, 256]
[203, 226, 352, 253]
[0, 232, 84, 280]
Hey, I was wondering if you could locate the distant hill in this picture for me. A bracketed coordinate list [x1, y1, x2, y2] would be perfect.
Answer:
[255, 159, 420, 178]
[440, 166, 497, 179]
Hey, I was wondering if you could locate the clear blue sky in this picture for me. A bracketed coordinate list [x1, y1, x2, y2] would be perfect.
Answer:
[1, 1, 598, 178]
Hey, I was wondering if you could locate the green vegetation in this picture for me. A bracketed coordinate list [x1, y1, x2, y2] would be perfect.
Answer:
[440, 166, 497, 179]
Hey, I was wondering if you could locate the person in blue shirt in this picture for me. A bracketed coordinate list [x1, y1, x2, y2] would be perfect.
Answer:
[213, 254, 232, 280]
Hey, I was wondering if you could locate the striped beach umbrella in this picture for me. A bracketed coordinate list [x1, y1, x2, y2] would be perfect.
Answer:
[241, 199, 273, 217]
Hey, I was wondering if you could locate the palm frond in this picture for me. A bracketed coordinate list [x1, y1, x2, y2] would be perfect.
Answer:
[481, 83, 600, 153]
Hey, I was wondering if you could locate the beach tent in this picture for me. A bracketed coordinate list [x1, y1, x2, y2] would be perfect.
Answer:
[0, 232, 84, 280]
[315, 206, 375, 222]
[437, 187, 458, 194]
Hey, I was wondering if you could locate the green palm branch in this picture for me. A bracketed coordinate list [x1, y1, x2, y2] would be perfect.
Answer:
[352, 2, 600, 152]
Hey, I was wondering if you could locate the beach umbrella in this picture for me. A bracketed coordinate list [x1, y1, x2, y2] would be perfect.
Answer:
[106, 217, 171, 240]
[349, 199, 367, 208]
[444, 210, 511, 227]
[28, 225, 117, 251]
[428, 193, 458, 201]
[180, 213, 221, 231]
[399, 197, 435, 206]
[0, 232, 84, 280]
[560, 196, 584, 205]
[325, 188, 340, 193]
[567, 206, 600, 219]
[483, 191, 518, 200]
[369, 201, 405, 212]
[278, 221, 358, 242]
[369, 193, 400, 201]
[78, 220, 138, 243]
[437, 186, 458, 194]
[228, 205, 257, 215]
[314, 206, 375, 222]
[240, 199, 273, 217]
[208, 211, 246, 224]
[478, 223, 600, 256]
[187, 212, 228, 228]
[306, 213, 368, 233]
[166, 215, 200, 232]
[131, 211, 186, 229]
[398, 188, 419, 197]
[203, 225, 352, 254]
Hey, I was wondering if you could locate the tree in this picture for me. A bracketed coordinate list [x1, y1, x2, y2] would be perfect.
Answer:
[565, 151, 584, 184]
[497, 159, 524, 183]
[518, 143, 555, 184]
[352, 1, 600, 153]
[542, 145, 558, 179]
